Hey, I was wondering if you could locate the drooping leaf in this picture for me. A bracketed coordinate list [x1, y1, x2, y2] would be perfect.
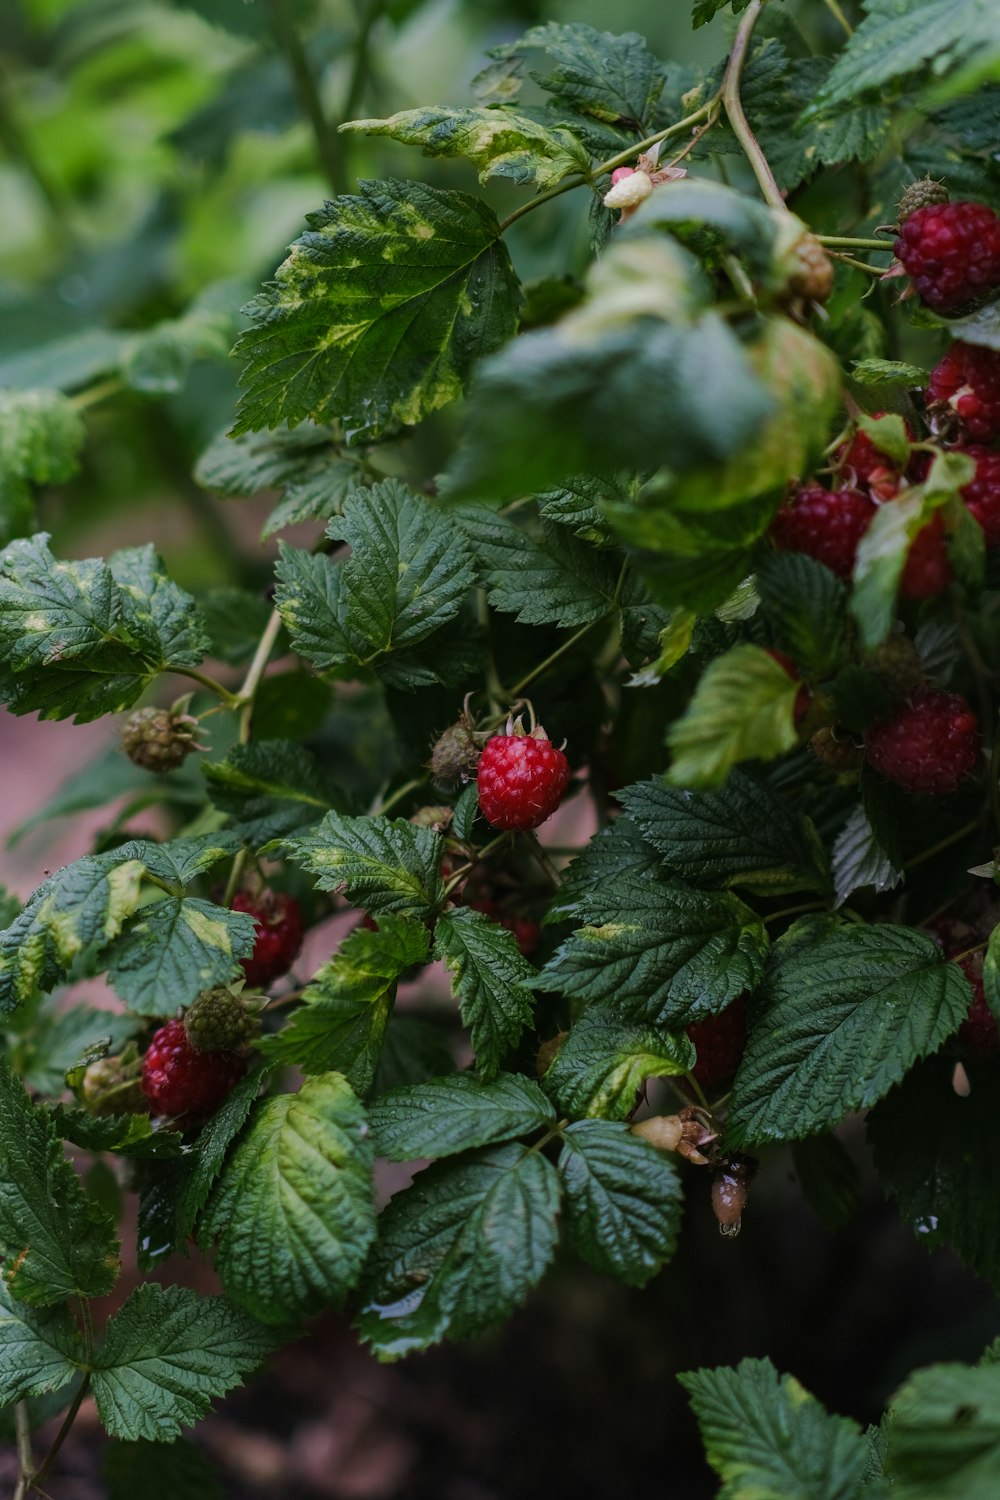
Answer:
[341, 106, 589, 187]
[558, 1121, 682, 1285]
[369, 1072, 555, 1160]
[831, 805, 903, 908]
[541, 1006, 695, 1120]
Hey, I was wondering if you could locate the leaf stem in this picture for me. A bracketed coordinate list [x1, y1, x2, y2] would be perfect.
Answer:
[507, 619, 599, 699]
[826, 251, 885, 277]
[684, 1072, 711, 1112]
[31, 1373, 91, 1491]
[342, 0, 385, 124]
[265, 0, 345, 194]
[236, 608, 284, 744]
[721, 0, 788, 213]
[820, 0, 854, 36]
[170, 667, 241, 708]
[372, 776, 427, 817]
[817, 236, 893, 250]
[68, 377, 124, 412]
[14, 1401, 33, 1500]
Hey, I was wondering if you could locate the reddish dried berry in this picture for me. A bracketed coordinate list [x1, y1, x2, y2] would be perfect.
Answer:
[899, 511, 953, 600]
[477, 732, 571, 831]
[957, 954, 1000, 1056]
[927, 342, 1000, 443]
[895, 201, 1000, 314]
[232, 889, 304, 988]
[140, 1018, 245, 1118]
[865, 686, 980, 795]
[958, 444, 1000, 548]
[769, 484, 876, 580]
[688, 996, 747, 1088]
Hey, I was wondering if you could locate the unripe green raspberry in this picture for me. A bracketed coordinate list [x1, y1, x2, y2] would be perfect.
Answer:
[428, 717, 480, 789]
[809, 725, 865, 772]
[897, 178, 949, 225]
[183, 987, 256, 1052]
[786, 233, 835, 304]
[122, 707, 203, 772]
[864, 634, 926, 703]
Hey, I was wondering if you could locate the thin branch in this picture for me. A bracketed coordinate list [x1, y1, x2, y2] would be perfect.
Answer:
[265, 0, 345, 193]
[821, 0, 854, 36]
[720, 0, 788, 213]
[14, 1401, 33, 1500]
[31, 1375, 91, 1491]
[236, 609, 284, 744]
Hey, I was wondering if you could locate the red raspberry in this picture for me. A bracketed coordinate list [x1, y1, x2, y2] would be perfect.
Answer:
[764, 649, 809, 728]
[957, 955, 1000, 1056]
[865, 686, 980, 795]
[958, 444, 1000, 547]
[837, 414, 913, 499]
[477, 731, 570, 832]
[769, 484, 875, 579]
[927, 342, 1000, 442]
[688, 996, 747, 1089]
[232, 889, 304, 988]
[140, 1018, 246, 1118]
[895, 201, 1000, 314]
[899, 511, 953, 599]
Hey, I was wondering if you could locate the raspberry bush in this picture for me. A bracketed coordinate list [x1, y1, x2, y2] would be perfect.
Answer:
[4, 0, 1000, 1492]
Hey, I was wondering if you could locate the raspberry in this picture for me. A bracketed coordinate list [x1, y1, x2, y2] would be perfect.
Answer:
[477, 730, 571, 832]
[429, 716, 480, 789]
[864, 686, 980, 795]
[232, 889, 304, 988]
[769, 484, 875, 580]
[183, 987, 256, 1052]
[899, 512, 953, 600]
[469, 898, 541, 957]
[864, 633, 926, 702]
[957, 955, 1000, 1056]
[897, 178, 949, 223]
[926, 342, 1000, 443]
[837, 415, 913, 500]
[687, 996, 747, 1089]
[785, 233, 834, 304]
[140, 1018, 245, 1118]
[121, 706, 204, 772]
[958, 444, 1000, 547]
[610, 167, 635, 185]
[764, 649, 809, 728]
[894, 201, 1000, 315]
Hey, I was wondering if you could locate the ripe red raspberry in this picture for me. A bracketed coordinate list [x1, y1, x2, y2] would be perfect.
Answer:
[769, 484, 875, 580]
[895, 201, 1000, 314]
[232, 889, 304, 988]
[927, 342, 1000, 442]
[837, 415, 913, 499]
[899, 512, 953, 600]
[140, 1019, 245, 1118]
[764, 649, 809, 728]
[958, 444, 1000, 547]
[688, 996, 747, 1089]
[865, 686, 980, 795]
[477, 731, 570, 831]
[957, 955, 1000, 1056]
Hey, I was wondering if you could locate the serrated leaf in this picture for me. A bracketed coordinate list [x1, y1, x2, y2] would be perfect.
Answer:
[369, 1072, 555, 1160]
[342, 106, 589, 187]
[455, 505, 619, 629]
[434, 907, 537, 1080]
[851, 359, 928, 386]
[260, 916, 429, 1092]
[195, 420, 340, 496]
[202, 1073, 376, 1322]
[0, 1280, 83, 1405]
[832, 805, 903, 908]
[233, 181, 520, 441]
[108, 545, 211, 669]
[548, 817, 662, 923]
[558, 1120, 682, 1284]
[0, 852, 146, 1015]
[542, 1006, 695, 1119]
[278, 812, 444, 917]
[869, 1055, 1000, 1287]
[91, 1283, 278, 1441]
[536, 476, 618, 544]
[0, 1053, 119, 1305]
[755, 552, 848, 679]
[203, 740, 346, 844]
[535, 874, 768, 1029]
[104, 1438, 224, 1500]
[727, 918, 972, 1146]
[50, 1106, 184, 1161]
[667, 644, 803, 789]
[680, 1357, 869, 1499]
[106, 898, 257, 1015]
[618, 769, 829, 896]
[356, 1143, 560, 1358]
[14, 1001, 139, 1096]
[693, 0, 752, 27]
[492, 22, 665, 139]
[173, 1067, 270, 1244]
[884, 1359, 1000, 1496]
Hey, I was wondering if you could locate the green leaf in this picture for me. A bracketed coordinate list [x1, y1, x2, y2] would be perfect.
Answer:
[373, 1014, 456, 1095]
[0, 1053, 119, 1305]
[260, 916, 430, 1092]
[548, 817, 662, 923]
[884, 1360, 1000, 1496]
[667, 644, 803, 789]
[202, 1073, 376, 1323]
[536, 475, 619, 544]
[369, 1072, 555, 1160]
[194, 423, 364, 538]
[50, 1106, 184, 1161]
[680, 1356, 869, 1499]
[868, 1056, 1000, 1287]
[491, 22, 665, 141]
[0, 851, 146, 1015]
[0, 1280, 83, 1405]
[278, 812, 444, 918]
[813, 0, 1000, 111]
[91, 1284, 278, 1441]
[541, 1006, 695, 1120]
[233, 182, 520, 441]
[455, 506, 620, 629]
[106, 898, 257, 1015]
[434, 907, 537, 1080]
[203, 740, 346, 845]
[0, 389, 85, 544]
[108, 545, 211, 669]
[173, 1067, 270, 1244]
[618, 769, 829, 896]
[535, 875, 768, 1029]
[104, 1438, 224, 1500]
[356, 1143, 561, 1358]
[755, 552, 848, 680]
[342, 106, 590, 187]
[693, 0, 752, 27]
[831, 805, 903, 908]
[558, 1120, 682, 1285]
[851, 359, 928, 386]
[727, 918, 972, 1146]
[13, 1000, 139, 1096]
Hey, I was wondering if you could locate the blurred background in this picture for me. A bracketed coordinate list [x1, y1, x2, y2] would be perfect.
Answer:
[2, 0, 999, 1493]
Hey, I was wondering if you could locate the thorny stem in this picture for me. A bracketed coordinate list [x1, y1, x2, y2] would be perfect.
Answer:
[721, 1, 788, 213]
[265, 0, 345, 193]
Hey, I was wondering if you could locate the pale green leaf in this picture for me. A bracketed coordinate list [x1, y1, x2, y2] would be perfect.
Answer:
[541, 1007, 695, 1120]
[342, 106, 589, 187]
[278, 812, 444, 918]
[667, 645, 803, 789]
